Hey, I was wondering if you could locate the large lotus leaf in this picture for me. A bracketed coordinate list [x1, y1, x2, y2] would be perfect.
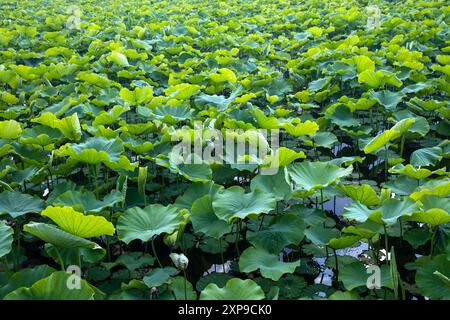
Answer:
[0, 265, 55, 299]
[309, 132, 338, 148]
[190, 195, 231, 239]
[409, 196, 450, 226]
[194, 93, 235, 111]
[358, 70, 402, 89]
[11, 143, 47, 164]
[288, 161, 353, 191]
[410, 179, 450, 201]
[1, 92, 19, 104]
[59, 137, 123, 164]
[247, 213, 305, 253]
[250, 169, 291, 201]
[410, 147, 443, 167]
[4, 272, 98, 300]
[390, 164, 446, 180]
[308, 77, 330, 91]
[351, 55, 375, 73]
[109, 51, 129, 67]
[120, 87, 153, 105]
[143, 267, 178, 288]
[390, 118, 415, 135]
[0, 221, 13, 258]
[9, 167, 39, 185]
[420, 195, 450, 213]
[377, 198, 419, 225]
[363, 129, 399, 154]
[391, 111, 430, 136]
[164, 83, 201, 100]
[304, 225, 340, 246]
[92, 105, 130, 126]
[200, 278, 265, 300]
[176, 163, 212, 183]
[165, 153, 213, 182]
[77, 71, 115, 88]
[290, 205, 328, 227]
[329, 105, 360, 127]
[261, 147, 306, 168]
[282, 120, 319, 137]
[328, 235, 362, 250]
[0, 120, 22, 139]
[174, 182, 222, 209]
[340, 261, 393, 291]
[416, 255, 450, 300]
[23, 222, 101, 249]
[41, 206, 115, 238]
[239, 247, 300, 281]
[117, 204, 182, 244]
[196, 273, 234, 292]
[265, 76, 292, 96]
[328, 291, 360, 300]
[32, 112, 81, 141]
[342, 222, 381, 239]
[19, 125, 63, 147]
[369, 90, 404, 110]
[209, 68, 237, 83]
[138, 105, 192, 124]
[337, 183, 379, 206]
[212, 187, 276, 222]
[253, 108, 280, 129]
[384, 175, 420, 196]
[170, 276, 197, 300]
[0, 191, 45, 218]
[343, 202, 379, 223]
[45, 244, 105, 266]
[345, 199, 418, 225]
[53, 190, 123, 213]
[104, 154, 138, 172]
[403, 228, 432, 249]
[0, 139, 12, 157]
[408, 97, 448, 111]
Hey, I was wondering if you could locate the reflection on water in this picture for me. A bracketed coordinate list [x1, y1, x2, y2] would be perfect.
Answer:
[204, 261, 231, 275]
[323, 196, 353, 216]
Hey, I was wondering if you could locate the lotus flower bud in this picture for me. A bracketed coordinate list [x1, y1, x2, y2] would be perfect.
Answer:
[170, 253, 189, 270]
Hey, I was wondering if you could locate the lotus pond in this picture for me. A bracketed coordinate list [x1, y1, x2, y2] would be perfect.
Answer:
[0, 0, 449, 300]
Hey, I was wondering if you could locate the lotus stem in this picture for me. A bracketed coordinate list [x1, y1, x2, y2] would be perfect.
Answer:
[258, 214, 265, 231]
[399, 135, 405, 159]
[219, 237, 226, 272]
[383, 224, 389, 265]
[151, 239, 163, 268]
[320, 189, 324, 211]
[235, 220, 241, 258]
[384, 144, 388, 181]
[430, 227, 437, 257]
[333, 249, 339, 288]
[54, 247, 65, 271]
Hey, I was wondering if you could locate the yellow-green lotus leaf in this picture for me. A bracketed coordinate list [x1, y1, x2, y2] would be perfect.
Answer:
[0, 120, 22, 139]
[283, 120, 319, 137]
[41, 206, 115, 238]
[338, 183, 380, 206]
[363, 129, 399, 154]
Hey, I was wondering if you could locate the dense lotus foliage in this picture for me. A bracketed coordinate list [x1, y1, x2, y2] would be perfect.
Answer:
[0, 0, 449, 300]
